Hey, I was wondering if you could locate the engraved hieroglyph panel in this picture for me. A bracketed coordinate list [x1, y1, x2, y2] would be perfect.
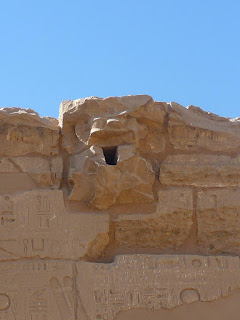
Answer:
[0, 260, 74, 320]
[77, 254, 240, 320]
[0, 190, 109, 260]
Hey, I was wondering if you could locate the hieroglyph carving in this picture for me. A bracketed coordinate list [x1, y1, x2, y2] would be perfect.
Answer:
[0, 190, 109, 260]
[0, 260, 74, 320]
[77, 254, 240, 320]
[3, 96, 240, 319]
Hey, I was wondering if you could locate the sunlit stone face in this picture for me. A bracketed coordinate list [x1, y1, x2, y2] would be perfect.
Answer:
[1, 96, 240, 319]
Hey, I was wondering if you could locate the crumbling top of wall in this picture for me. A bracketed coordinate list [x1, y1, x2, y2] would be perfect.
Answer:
[1, 95, 240, 262]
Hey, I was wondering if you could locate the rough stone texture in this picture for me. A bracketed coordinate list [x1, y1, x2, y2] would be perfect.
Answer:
[0, 260, 75, 320]
[114, 188, 193, 249]
[196, 188, 240, 254]
[0, 107, 59, 156]
[69, 148, 155, 209]
[1, 96, 240, 319]
[0, 156, 63, 190]
[61, 96, 167, 208]
[77, 254, 240, 320]
[0, 190, 109, 260]
[160, 154, 240, 187]
[168, 102, 240, 152]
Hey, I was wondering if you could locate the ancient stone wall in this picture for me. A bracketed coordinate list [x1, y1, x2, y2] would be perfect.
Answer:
[1, 96, 240, 319]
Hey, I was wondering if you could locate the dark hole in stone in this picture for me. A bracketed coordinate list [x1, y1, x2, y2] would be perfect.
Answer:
[102, 147, 118, 165]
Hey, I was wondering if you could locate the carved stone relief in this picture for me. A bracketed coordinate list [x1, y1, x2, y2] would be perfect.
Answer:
[77, 254, 240, 320]
[1, 96, 240, 319]
[60, 95, 167, 209]
[0, 190, 109, 260]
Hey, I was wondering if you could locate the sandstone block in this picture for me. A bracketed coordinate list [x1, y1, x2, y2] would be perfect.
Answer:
[59, 95, 153, 125]
[160, 154, 240, 187]
[114, 188, 193, 249]
[197, 188, 240, 254]
[0, 190, 109, 260]
[77, 254, 240, 319]
[135, 122, 166, 154]
[69, 145, 155, 209]
[2, 96, 240, 319]
[0, 156, 63, 191]
[60, 95, 167, 154]
[60, 96, 169, 210]
[60, 95, 154, 154]
[0, 260, 75, 320]
[168, 102, 240, 152]
[0, 107, 60, 156]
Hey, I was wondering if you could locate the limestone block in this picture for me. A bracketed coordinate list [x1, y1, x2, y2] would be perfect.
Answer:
[160, 154, 240, 187]
[0, 260, 75, 320]
[197, 188, 240, 253]
[114, 188, 193, 249]
[0, 107, 60, 156]
[168, 102, 240, 152]
[0, 190, 109, 260]
[77, 254, 240, 319]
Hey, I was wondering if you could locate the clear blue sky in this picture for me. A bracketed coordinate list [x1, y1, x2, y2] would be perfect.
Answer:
[1, 0, 239, 119]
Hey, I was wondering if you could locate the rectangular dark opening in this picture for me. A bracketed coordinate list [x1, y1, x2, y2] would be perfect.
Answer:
[102, 147, 118, 165]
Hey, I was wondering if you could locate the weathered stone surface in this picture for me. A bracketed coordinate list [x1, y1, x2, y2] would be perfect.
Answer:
[160, 154, 240, 187]
[2, 96, 240, 319]
[0, 260, 75, 320]
[61, 96, 168, 209]
[60, 96, 167, 154]
[1, 254, 239, 320]
[197, 188, 240, 254]
[59, 95, 153, 125]
[0, 156, 63, 191]
[114, 188, 193, 249]
[60, 95, 154, 153]
[115, 292, 240, 320]
[69, 148, 155, 209]
[0, 190, 109, 260]
[168, 102, 240, 152]
[68, 146, 155, 209]
[0, 107, 60, 156]
[77, 254, 240, 319]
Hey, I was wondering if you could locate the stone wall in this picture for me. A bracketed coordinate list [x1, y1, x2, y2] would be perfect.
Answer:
[1, 96, 240, 319]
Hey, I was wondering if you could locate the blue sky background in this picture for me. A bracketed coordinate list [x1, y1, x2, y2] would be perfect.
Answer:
[0, 0, 239, 119]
